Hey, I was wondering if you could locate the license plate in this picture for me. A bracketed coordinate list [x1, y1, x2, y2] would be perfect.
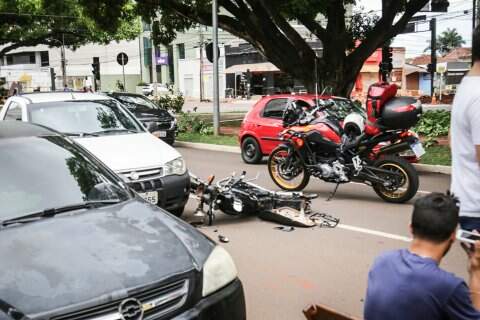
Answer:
[139, 191, 158, 205]
[410, 141, 426, 158]
[154, 130, 167, 138]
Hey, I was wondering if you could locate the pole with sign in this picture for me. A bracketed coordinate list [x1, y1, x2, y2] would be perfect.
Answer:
[117, 52, 128, 92]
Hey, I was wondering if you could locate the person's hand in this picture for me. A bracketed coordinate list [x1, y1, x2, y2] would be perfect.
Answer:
[462, 241, 480, 276]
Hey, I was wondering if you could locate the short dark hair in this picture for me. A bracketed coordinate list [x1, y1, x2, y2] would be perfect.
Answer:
[411, 192, 459, 242]
[474, 25, 480, 62]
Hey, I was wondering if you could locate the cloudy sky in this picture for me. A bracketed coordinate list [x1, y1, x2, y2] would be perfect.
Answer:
[356, 0, 474, 57]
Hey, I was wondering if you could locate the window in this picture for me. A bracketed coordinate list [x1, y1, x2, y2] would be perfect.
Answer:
[4, 102, 22, 121]
[29, 100, 143, 134]
[5, 52, 36, 65]
[262, 99, 288, 118]
[40, 51, 49, 67]
[177, 43, 185, 60]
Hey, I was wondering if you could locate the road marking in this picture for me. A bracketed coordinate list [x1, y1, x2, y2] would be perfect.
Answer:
[350, 182, 431, 195]
[337, 223, 411, 242]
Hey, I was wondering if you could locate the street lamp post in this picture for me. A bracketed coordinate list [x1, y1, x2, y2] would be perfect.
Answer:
[212, 0, 220, 136]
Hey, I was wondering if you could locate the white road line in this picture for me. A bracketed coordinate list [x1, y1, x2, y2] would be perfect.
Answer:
[337, 224, 411, 242]
[350, 182, 431, 195]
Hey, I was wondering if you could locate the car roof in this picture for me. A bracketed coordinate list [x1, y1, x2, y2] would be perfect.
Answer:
[0, 121, 58, 139]
[107, 92, 145, 98]
[16, 92, 113, 104]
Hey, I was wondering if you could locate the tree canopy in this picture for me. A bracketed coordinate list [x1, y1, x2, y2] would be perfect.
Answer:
[0, 0, 140, 56]
[132, 0, 431, 95]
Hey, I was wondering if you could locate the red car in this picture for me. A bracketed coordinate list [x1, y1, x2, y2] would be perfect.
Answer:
[239, 94, 361, 164]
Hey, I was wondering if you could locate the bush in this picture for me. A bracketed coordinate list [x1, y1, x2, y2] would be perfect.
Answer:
[154, 94, 185, 113]
[414, 110, 450, 147]
[177, 111, 213, 136]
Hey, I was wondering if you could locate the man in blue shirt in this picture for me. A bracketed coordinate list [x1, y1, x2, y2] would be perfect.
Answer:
[364, 193, 480, 320]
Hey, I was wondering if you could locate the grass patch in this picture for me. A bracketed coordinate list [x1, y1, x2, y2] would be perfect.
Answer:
[177, 132, 238, 146]
[421, 145, 451, 166]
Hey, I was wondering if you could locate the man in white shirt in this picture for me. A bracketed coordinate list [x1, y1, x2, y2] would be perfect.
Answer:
[451, 25, 480, 230]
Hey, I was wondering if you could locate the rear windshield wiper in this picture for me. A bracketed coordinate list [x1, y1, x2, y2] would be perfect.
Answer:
[1, 200, 121, 227]
[64, 132, 99, 137]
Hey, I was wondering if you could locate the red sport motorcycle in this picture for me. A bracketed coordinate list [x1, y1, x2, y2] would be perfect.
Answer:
[267, 83, 424, 203]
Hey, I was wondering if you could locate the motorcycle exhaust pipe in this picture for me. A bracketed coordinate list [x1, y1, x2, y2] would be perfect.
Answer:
[378, 141, 411, 156]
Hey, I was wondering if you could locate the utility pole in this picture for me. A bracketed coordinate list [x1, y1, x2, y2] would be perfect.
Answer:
[151, 27, 158, 97]
[430, 17, 437, 98]
[212, 0, 220, 136]
[138, 36, 143, 83]
[199, 27, 205, 102]
[380, 0, 391, 82]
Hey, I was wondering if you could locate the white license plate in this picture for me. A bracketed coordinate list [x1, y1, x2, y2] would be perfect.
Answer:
[411, 141, 426, 158]
[139, 191, 158, 205]
[155, 131, 167, 137]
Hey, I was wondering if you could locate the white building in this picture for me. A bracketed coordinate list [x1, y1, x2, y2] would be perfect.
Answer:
[0, 38, 152, 93]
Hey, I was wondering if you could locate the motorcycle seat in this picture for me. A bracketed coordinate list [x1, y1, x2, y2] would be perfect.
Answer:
[302, 193, 318, 200]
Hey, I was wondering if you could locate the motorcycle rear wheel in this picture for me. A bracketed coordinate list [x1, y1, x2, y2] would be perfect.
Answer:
[268, 146, 310, 191]
[372, 155, 419, 203]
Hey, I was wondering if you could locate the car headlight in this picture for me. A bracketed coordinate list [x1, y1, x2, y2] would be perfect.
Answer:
[164, 157, 186, 176]
[202, 246, 238, 297]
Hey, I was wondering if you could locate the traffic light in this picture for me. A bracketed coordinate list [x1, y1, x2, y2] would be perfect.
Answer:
[91, 57, 100, 80]
[380, 46, 393, 74]
[431, 0, 449, 12]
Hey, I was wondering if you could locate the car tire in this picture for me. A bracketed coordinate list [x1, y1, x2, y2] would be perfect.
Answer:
[170, 206, 185, 217]
[241, 137, 263, 164]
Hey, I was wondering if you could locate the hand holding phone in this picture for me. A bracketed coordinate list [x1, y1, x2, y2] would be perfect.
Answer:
[457, 229, 480, 244]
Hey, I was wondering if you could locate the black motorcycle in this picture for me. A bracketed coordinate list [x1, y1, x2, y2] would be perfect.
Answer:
[189, 172, 339, 227]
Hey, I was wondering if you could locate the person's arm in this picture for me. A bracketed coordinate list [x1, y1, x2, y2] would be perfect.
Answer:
[469, 241, 480, 309]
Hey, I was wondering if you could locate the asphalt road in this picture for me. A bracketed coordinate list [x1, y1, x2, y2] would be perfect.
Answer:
[177, 147, 460, 320]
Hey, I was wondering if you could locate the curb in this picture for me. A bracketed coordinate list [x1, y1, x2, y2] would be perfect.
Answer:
[175, 141, 241, 154]
[413, 163, 451, 175]
[175, 141, 451, 175]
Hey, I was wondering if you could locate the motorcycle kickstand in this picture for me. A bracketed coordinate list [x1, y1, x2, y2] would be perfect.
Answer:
[326, 183, 340, 202]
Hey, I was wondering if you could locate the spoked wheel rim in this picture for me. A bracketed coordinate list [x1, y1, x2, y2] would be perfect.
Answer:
[269, 149, 306, 190]
[376, 163, 410, 200]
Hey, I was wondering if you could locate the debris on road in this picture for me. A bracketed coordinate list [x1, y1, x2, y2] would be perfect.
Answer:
[274, 226, 295, 232]
[218, 235, 230, 243]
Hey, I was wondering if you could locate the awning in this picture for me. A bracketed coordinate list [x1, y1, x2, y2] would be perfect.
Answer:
[225, 62, 280, 74]
[360, 64, 379, 73]
[404, 64, 428, 76]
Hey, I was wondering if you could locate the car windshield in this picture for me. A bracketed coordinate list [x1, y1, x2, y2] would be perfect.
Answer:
[29, 100, 143, 135]
[0, 135, 131, 221]
[314, 99, 366, 119]
[115, 95, 160, 110]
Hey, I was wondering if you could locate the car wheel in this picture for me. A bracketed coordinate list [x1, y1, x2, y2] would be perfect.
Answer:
[241, 137, 263, 164]
[170, 206, 185, 217]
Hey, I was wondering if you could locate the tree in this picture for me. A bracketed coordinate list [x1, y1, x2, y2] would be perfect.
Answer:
[435, 28, 466, 55]
[81, 0, 431, 96]
[0, 0, 140, 57]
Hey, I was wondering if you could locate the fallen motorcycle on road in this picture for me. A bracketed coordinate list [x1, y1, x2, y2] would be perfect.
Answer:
[189, 171, 339, 228]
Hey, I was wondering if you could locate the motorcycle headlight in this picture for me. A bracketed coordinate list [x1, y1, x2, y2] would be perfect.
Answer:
[202, 246, 238, 297]
[164, 157, 187, 176]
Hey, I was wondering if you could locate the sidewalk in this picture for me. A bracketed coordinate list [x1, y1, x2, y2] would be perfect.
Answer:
[183, 97, 259, 113]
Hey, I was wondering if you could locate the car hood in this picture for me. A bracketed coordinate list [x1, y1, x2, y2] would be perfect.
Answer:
[74, 132, 180, 172]
[0, 200, 214, 318]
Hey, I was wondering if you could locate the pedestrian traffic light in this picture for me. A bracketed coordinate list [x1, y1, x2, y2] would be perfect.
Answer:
[91, 57, 100, 81]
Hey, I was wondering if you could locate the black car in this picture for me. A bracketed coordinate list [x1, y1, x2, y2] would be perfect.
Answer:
[0, 122, 246, 320]
[107, 92, 177, 145]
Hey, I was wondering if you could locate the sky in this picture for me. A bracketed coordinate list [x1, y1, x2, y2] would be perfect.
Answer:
[356, 0, 474, 57]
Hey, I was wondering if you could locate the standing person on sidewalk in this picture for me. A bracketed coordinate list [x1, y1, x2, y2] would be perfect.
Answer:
[451, 25, 480, 230]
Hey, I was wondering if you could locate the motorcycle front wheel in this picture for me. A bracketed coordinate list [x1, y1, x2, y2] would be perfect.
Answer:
[372, 155, 419, 203]
[268, 146, 310, 191]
